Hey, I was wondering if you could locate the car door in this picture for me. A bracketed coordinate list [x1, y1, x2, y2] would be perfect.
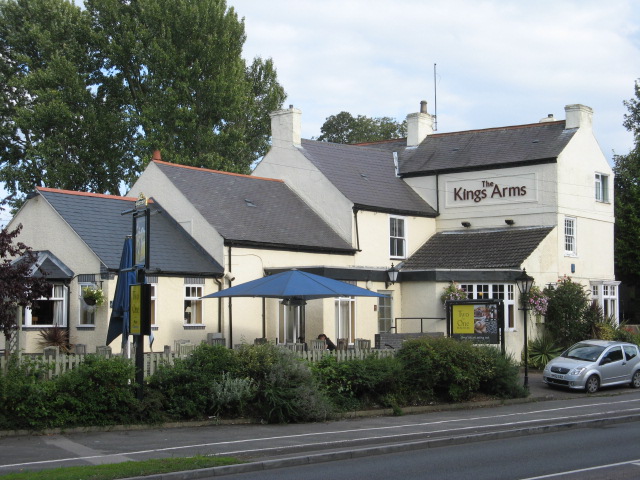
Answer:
[598, 346, 627, 385]
[623, 345, 640, 379]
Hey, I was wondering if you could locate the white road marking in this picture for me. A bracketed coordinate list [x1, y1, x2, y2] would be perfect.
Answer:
[518, 457, 640, 479]
[3, 398, 640, 469]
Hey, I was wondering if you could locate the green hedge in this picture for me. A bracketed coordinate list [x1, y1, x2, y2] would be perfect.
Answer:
[0, 339, 526, 430]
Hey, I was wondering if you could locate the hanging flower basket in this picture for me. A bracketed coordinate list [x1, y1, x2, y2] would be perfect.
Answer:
[440, 282, 468, 304]
[82, 286, 105, 307]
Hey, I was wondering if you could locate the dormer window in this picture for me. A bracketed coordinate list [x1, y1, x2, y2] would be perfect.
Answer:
[595, 173, 609, 203]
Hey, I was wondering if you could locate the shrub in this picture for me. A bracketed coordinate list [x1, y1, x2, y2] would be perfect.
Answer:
[397, 337, 481, 403]
[210, 373, 256, 417]
[147, 344, 239, 420]
[526, 335, 563, 370]
[311, 354, 402, 411]
[476, 347, 528, 399]
[545, 276, 591, 346]
[235, 344, 333, 423]
[55, 355, 140, 427]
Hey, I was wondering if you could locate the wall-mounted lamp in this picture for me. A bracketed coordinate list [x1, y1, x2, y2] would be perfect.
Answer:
[505, 219, 515, 226]
[461, 221, 471, 228]
[386, 263, 399, 288]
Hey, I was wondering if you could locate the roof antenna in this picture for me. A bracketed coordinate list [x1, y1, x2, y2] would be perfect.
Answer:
[433, 63, 438, 132]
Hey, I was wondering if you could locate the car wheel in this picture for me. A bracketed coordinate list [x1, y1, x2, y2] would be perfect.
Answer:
[631, 371, 640, 389]
[585, 375, 600, 393]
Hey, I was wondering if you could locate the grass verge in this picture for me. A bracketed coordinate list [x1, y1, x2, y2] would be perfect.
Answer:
[0, 455, 242, 480]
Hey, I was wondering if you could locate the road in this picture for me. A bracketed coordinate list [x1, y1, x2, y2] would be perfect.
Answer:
[1, 382, 640, 477]
[220, 422, 640, 480]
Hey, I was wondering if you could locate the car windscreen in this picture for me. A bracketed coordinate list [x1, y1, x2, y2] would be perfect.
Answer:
[562, 343, 606, 361]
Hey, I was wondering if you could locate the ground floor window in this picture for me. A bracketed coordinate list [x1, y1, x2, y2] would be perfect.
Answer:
[591, 281, 619, 321]
[378, 291, 393, 333]
[335, 297, 356, 343]
[460, 283, 515, 330]
[279, 302, 305, 343]
[23, 284, 67, 327]
[184, 279, 204, 325]
[147, 276, 158, 328]
[78, 283, 97, 325]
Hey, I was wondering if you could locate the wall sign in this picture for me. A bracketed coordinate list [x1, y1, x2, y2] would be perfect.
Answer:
[446, 173, 536, 207]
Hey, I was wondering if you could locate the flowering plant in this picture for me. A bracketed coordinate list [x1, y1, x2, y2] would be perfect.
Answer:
[528, 285, 548, 316]
[440, 282, 468, 304]
[82, 286, 105, 306]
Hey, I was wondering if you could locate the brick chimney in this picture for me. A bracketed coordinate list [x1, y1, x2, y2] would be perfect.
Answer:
[270, 105, 302, 149]
[406, 100, 434, 147]
[564, 104, 593, 130]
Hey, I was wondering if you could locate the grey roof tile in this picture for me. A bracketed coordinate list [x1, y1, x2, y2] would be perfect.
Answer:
[153, 161, 354, 252]
[402, 226, 554, 270]
[38, 188, 222, 275]
[398, 121, 576, 175]
[299, 139, 437, 216]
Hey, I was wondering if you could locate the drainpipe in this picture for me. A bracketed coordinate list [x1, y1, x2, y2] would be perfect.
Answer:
[214, 276, 223, 333]
[227, 245, 233, 348]
[436, 174, 440, 213]
[353, 208, 361, 251]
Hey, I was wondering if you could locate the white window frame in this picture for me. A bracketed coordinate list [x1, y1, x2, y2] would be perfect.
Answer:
[591, 281, 620, 322]
[377, 291, 393, 333]
[595, 173, 609, 203]
[335, 296, 356, 343]
[279, 302, 304, 343]
[564, 217, 577, 256]
[78, 282, 97, 326]
[460, 283, 516, 331]
[149, 282, 158, 328]
[389, 215, 407, 259]
[184, 284, 203, 325]
[23, 284, 68, 327]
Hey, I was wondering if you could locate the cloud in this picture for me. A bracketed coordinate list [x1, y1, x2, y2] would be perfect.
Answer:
[232, 0, 640, 160]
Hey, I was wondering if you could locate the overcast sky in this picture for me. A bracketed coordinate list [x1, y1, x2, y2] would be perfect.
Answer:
[232, 0, 639, 162]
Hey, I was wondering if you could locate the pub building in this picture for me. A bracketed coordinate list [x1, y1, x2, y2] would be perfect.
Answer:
[7, 102, 616, 360]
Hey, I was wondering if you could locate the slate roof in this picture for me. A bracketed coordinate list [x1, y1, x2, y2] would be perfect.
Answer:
[37, 188, 223, 276]
[397, 121, 576, 176]
[299, 139, 437, 217]
[402, 226, 554, 270]
[152, 161, 355, 253]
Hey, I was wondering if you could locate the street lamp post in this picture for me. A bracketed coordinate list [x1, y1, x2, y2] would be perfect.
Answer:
[515, 268, 534, 389]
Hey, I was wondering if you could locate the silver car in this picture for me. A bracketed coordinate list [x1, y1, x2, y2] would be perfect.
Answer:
[543, 340, 640, 393]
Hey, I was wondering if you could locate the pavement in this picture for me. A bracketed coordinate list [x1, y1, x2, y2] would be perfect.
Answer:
[5, 370, 637, 480]
[119, 371, 637, 480]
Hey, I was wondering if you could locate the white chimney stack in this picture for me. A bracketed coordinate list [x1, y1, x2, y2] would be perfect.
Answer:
[270, 105, 302, 149]
[406, 100, 434, 147]
[564, 104, 593, 130]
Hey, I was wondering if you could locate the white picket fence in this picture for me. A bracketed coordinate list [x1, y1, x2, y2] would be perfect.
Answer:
[0, 344, 396, 379]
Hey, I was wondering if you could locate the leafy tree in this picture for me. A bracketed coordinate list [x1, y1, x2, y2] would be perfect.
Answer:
[0, 0, 137, 203]
[0, 220, 51, 355]
[317, 111, 407, 144]
[86, 0, 286, 173]
[0, 0, 286, 206]
[614, 79, 640, 290]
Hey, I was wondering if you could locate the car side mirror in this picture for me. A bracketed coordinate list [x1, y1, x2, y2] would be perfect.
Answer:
[600, 357, 613, 365]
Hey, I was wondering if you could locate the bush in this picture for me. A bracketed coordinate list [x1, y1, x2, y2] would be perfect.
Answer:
[545, 277, 591, 346]
[397, 337, 478, 403]
[235, 343, 333, 423]
[147, 344, 239, 420]
[55, 355, 140, 427]
[476, 347, 528, 399]
[527, 335, 564, 370]
[311, 354, 402, 411]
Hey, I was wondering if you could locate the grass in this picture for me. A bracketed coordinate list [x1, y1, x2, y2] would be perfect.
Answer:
[0, 455, 242, 480]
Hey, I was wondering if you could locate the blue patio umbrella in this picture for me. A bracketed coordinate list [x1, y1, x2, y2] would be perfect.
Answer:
[201, 269, 388, 301]
[106, 237, 137, 347]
